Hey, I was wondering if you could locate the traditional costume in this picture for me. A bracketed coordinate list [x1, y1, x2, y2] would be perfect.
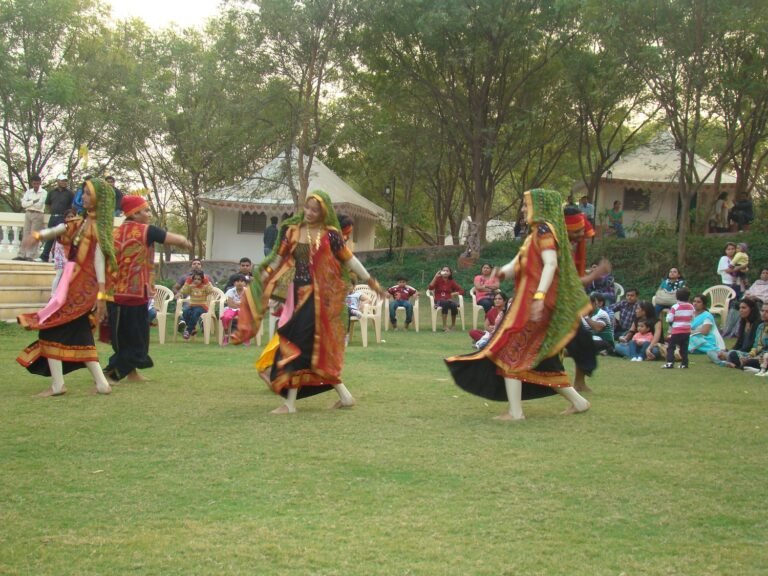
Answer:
[104, 195, 166, 381]
[445, 189, 591, 419]
[233, 190, 380, 413]
[17, 179, 116, 395]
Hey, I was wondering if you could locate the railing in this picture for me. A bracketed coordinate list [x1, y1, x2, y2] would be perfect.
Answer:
[0, 212, 23, 259]
[0, 212, 125, 260]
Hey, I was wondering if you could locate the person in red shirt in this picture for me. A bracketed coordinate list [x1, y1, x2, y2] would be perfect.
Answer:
[429, 266, 464, 332]
[387, 276, 419, 329]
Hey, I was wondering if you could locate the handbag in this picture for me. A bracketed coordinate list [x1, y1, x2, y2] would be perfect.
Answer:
[654, 288, 677, 307]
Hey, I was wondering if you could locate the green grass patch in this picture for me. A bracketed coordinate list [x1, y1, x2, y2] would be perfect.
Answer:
[1, 318, 766, 575]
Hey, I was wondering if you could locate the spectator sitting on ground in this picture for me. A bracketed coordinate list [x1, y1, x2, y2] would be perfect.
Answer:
[387, 276, 419, 330]
[177, 270, 214, 340]
[470, 291, 507, 350]
[731, 301, 768, 373]
[581, 293, 614, 353]
[610, 287, 639, 339]
[628, 319, 654, 361]
[688, 293, 726, 355]
[585, 260, 616, 305]
[708, 297, 761, 367]
[654, 267, 686, 316]
[225, 257, 253, 291]
[614, 301, 665, 360]
[473, 263, 500, 313]
[745, 268, 768, 303]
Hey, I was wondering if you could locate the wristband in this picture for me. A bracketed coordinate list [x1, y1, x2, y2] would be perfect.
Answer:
[533, 291, 545, 301]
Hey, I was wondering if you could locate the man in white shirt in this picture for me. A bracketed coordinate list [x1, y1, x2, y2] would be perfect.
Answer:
[16, 174, 46, 261]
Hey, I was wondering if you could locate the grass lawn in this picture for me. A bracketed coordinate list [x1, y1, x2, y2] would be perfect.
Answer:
[1, 314, 766, 575]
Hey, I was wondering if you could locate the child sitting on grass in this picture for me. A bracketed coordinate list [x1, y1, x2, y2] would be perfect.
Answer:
[629, 319, 654, 361]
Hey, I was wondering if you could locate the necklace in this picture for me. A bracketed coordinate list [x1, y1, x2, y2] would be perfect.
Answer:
[306, 225, 323, 253]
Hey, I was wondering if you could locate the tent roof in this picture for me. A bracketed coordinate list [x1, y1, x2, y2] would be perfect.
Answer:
[200, 150, 387, 221]
[604, 132, 737, 188]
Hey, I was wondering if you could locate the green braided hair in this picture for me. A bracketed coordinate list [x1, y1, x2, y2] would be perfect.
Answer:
[250, 190, 344, 311]
[525, 189, 590, 363]
[85, 178, 117, 272]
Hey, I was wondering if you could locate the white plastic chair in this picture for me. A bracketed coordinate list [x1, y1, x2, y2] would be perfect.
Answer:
[613, 282, 625, 302]
[426, 289, 465, 332]
[348, 285, 382, 347]
[153, 284, 174, 344]
[703, 285, 736, 329]
[201, 287, 226, 344]
[384, 294, 420, 332]
[469, 287, 486, 330]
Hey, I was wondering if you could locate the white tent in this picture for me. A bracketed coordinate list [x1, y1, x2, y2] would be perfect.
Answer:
[200, 150, 387, 260]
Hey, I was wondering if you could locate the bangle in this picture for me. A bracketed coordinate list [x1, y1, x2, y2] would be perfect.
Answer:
[32, 231, 42, 241]
[264, 265, 274, 275]
[97, 292, 108, 301]
[533, 291, 545, 301]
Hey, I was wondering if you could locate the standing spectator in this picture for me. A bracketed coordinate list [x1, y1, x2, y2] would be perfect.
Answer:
[71, 176, 91, 215]
[16, 174, 46, 261]
[717, 242, 737, 294]
[607, 200, 626, 238]
[225, 257, 253, 290]
[729, 193, 753, 232]
[387, 276, 419, 330]
[729, 242, 750, 296]
[105, 176, 123, 216]
[263, 216, 279, 256]
[579, 195, 595, 225]
[610, 287, 639, 339]
[472, 263, 500, 312]
[429, 266, 464, 332]
[39, 174, 74, 262]
[710, 192, 730, 233]
[663, 287, 694, 369]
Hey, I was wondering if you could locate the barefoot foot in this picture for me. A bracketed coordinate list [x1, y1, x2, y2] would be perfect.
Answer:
[36, 385, 67, 398]
[493, 412, 525, 422]
[270, 404, 296, 414]
[126, 371, 149, 382]
[561, 401, 590, 416]
[573, 383, 593, 393]
[331, 399, 356, 409]
[91, 384, 112, 395]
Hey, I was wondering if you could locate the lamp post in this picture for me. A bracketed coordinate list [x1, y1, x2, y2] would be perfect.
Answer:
[385, 177, 396, 259]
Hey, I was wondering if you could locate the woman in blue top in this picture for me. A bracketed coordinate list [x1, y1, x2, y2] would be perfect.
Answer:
[688, 294, 725, 355]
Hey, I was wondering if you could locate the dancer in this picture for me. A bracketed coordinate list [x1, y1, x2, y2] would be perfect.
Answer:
[16, 178, 116, 397]
[232, 190, 384, 414]
[104, 195, 192, 382]
[445, 189, 592, 421]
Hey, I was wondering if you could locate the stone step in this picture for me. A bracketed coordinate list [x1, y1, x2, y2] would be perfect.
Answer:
[0, 303, 41, 321]
[0, 270, 56, 288]
[0, 286, 51, 304]
[0, 260, 54, 271]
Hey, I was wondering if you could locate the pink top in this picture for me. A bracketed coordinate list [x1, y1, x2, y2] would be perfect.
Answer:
[666, 302, 695, 335]
[632, 331, 653, 344]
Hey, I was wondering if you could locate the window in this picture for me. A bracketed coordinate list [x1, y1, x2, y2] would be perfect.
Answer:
[623, 187, 651, 212]
[239, 212, 266, 234]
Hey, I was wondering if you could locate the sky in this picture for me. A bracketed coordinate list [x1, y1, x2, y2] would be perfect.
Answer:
[108, 0, 222, 29]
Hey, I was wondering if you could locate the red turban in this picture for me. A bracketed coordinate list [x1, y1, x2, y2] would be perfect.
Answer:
[122, 195, 149, 218]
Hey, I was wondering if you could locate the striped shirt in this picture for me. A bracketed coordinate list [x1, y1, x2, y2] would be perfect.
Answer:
[666, 302, 695, 335]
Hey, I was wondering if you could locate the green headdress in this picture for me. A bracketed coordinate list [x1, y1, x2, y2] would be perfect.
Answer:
[525, 189, 590, 362]
[85, 178, 117, 272]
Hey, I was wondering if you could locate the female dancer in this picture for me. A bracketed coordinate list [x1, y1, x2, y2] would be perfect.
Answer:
[16, 178, 116, 397]
[446, 189, 591, 420]
[233, 190, 384, 414]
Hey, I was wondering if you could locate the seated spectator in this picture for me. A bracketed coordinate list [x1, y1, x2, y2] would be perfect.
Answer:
[581, 293, 614, 352]
[745, 268, 768, 303]
[607, 200, 626, 238]
[429, 266, 464, 332]
[628, 319, 654, 361]
[654, 267, 686, 316]
[585, 261, 616, 305]
[148, 297, 157, 326]
[707, 298, 761, 367]
[345, 281, 370, 345]
[221, 274, 247, 344]
[387, 276, 419, 330]
[615, 301, 665, 360]
[177, 271, 214, 340]
[469, 291, 507, 348]
[172, 259, 212, 294]
[610, 287, 639, 339]
[688, 294, 726, 355]
[472, 263, 500, 313]
[225, 257, 253, 291]
[738, 302, 768, 373]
